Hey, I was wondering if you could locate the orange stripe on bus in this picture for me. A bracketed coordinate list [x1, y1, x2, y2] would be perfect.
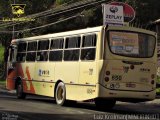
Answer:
[17, 64, 35, 94]
[26, 66, 35, 93]
[17, 64, 28, 92]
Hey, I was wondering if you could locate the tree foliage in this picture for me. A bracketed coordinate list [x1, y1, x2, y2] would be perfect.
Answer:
[55, 0, 78, 5]
[121, 0, 160, 24]
[0, 0, 159, 47]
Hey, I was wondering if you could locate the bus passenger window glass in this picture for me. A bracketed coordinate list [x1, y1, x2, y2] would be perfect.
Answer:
[81, 48, 96, 60]
[81, 34, 97, 61]
[49, 51, 62, 61]
[27, 42, 37, 51]
[26, 52, 36, 61]
[82, 34, 97, 47]
[18, 42, 26, 52]
[65, 37, 81, 48]
[38, 40, 49, 50]
[17, 53, 26, 62]
[64, 50, 79, 61]
[109, 31, 156, 58]
[50, 39, 64, 49]
[37, 51, 48, 61]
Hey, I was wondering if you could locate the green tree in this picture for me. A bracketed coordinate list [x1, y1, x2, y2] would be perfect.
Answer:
[55, 0, 78, 5]
[122, 0, 160, 24]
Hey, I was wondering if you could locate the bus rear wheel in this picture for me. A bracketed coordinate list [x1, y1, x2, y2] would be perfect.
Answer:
[55, 82, 66, 106]
[16, 81, 26, 99]
[95, 98, 116, 110]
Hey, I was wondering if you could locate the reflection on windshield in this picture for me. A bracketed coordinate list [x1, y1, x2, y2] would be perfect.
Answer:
[109, 31, 156, 58]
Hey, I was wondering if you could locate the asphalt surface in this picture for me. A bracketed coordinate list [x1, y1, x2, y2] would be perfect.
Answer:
[0, 88, 160, 120]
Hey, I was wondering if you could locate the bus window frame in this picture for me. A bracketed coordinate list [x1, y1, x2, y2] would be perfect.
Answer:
[37, 39, 49, 62]
[49, 38, 64, 61]
[26, 41, 37, 62]
[63, 36, 81, 61]
[80, 34, 97, 61]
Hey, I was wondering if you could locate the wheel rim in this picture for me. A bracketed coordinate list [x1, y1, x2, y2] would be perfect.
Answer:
[57, 86, 64, 104]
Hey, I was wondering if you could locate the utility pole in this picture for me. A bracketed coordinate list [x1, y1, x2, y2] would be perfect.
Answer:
[12, 0, 15, 39]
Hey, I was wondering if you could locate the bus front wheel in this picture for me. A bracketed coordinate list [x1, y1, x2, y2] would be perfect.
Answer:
[16, 81, 26, 99]
[55, 82, 66, 106]
[95, 98, 116, 110]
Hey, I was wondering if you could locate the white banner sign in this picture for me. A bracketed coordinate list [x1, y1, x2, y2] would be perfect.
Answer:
[103, 4, 124, 26]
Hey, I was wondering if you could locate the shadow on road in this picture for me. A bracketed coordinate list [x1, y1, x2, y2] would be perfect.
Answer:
[25, 95, 160, 115]
[0, 110, 93, 120]
[1, 93, 160, 119]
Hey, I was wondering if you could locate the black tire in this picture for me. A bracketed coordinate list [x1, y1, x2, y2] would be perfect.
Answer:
[16, 81, 26, 99]
[95, 98, 116, 110]
[55, 82, 66, 106]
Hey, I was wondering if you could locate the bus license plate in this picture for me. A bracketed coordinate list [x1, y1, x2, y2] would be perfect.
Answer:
[126, 83, 136, 88]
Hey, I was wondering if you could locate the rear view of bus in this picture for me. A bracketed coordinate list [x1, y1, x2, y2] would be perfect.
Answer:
[96, 26, 157, 108]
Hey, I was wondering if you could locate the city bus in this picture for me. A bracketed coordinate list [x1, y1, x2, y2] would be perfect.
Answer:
[148, 19, 160, 67]
[148, 19, 160, 92]
[6, 25, 157, 109]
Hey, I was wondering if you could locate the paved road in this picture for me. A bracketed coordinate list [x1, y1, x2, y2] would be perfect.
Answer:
[0, 89, 160, 120]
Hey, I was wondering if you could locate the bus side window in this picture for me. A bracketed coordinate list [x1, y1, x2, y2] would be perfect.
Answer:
[37, 40, 49, 61]
[17, 42, 27, 52]
[26, 52, 36, 61]
[50, 38, 63, 49]
[26, 42, 37, 62]
[38, 40, 49, 50]
[17, 53, 26, 62]
[64, 36, 80, 61]
[37, 51, 48, 61]
[81, 48, 96, 60]
[49, 38, 64, 61]
[64, 50, 79, 61]
[81, 34, 97, 60]
[17, 42, 27, 62]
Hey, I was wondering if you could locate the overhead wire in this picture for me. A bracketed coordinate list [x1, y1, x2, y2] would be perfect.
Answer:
[0, 0, 111, 28]
[0, 0, 77, 28]
[0, 0, 90, 28]
[0, 0, 113, 33]
[17, 14, 81, 32]
[16, 0, 110, 33]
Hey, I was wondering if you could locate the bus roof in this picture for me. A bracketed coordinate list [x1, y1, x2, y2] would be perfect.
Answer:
[12, 25, 156, 43]
[13, 26, 103, 43]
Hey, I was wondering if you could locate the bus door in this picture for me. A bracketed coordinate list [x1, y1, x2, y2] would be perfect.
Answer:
[6, 45, 17, 90]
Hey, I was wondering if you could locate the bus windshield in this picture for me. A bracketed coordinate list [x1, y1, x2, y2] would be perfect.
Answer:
[108, 31, 156, 58]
